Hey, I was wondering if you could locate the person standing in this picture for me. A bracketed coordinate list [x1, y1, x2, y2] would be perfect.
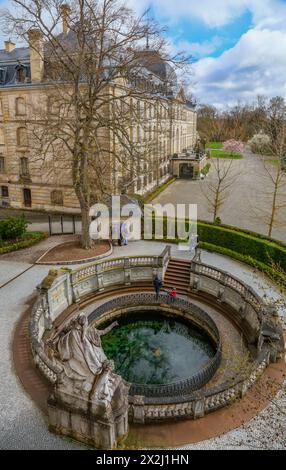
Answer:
[169, 287, 177, 303]
[153, 275, 162, 300]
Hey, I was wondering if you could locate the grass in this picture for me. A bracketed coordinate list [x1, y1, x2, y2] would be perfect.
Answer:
[210, 149, 243, 159]
[269, 159, 279, 167]
[206, 141, 223, 149]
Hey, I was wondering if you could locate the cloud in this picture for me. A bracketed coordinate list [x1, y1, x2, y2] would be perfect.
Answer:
[193, 28, 286, 107]
[127, 0, 286, 29]
[173, 37, 223, 59]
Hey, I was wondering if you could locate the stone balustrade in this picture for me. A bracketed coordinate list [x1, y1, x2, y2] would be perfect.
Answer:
[28, 245, 284, 423]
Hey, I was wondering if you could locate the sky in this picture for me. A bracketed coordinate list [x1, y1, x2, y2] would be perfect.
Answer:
[1, 0, 286, 108]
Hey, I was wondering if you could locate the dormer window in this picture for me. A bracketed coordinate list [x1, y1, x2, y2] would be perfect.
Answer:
[0, 68, 6, 84]
[15, 63, 27, 83]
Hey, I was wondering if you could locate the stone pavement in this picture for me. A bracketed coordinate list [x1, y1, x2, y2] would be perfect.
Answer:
[0, 239, 285, 449]
[153, 150, 286, 242]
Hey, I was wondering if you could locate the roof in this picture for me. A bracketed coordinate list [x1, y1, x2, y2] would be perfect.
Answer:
[0, 46, 31, 86]
[0, 46, 29, 62]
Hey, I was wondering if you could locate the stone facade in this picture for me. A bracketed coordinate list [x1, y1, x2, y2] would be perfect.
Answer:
[0, 17, 197, 213]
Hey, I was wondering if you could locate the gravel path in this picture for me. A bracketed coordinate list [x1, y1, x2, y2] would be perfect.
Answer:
[0, 240, 285, 450]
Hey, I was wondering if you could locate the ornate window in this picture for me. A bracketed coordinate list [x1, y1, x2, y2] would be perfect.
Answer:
[15, 64, 27, 83]
[51, 190, 63, 206]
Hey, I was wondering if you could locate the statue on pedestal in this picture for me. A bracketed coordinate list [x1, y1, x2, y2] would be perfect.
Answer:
[47, 312, 130, 449]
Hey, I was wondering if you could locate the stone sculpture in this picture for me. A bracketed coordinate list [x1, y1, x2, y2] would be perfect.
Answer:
[47, 312, 130, 449]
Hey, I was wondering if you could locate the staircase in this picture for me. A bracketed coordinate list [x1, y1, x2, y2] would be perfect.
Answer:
[163, 258, 191, 295]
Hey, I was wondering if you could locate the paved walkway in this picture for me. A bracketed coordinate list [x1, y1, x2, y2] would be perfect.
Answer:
[0, 240, 285, 449]
[153, 150, 286, 242]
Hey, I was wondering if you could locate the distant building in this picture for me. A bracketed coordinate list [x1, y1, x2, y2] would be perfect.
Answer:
[0, 12, 197, 212]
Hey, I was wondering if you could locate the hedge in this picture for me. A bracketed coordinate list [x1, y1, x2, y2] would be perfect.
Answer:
[197, 222, 286, 272]
[149, 217, 286, 285]
[0, 232, 47, 255]
[199, 242, 286, 287]
[144, 177, 177, 203]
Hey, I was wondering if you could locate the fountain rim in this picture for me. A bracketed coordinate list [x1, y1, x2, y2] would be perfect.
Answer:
[88, 292, 222, 399]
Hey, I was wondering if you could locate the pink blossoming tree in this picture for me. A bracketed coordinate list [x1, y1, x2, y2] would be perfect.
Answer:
[223, 139, 244, 155]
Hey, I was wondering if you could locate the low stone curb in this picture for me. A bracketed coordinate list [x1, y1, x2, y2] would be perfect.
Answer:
[35, 240, 113, 265]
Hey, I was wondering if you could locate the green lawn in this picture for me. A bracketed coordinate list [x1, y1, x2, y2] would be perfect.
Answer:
[210, 149, 243, 159]
[206, 141, 223, 149]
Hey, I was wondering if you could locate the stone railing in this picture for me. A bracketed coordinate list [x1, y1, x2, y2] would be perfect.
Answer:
[28, 246, 284, 421]
[87, 292, 222, 398]
[29, 248, 171, 383]
[71, 246, 171, 302]
[133, 352, 270, 423]
[189, 259, 264, 344]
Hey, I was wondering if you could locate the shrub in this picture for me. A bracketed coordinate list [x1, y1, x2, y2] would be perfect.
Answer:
[0, 232, 47, 254]
[0, 216, 29, 240]
[154, 217, 286, 277]
[248, 132, 271, 155]
[197, 222, 286, 272]
[201, 163, 211, 176]
[214, 217, 221, 225]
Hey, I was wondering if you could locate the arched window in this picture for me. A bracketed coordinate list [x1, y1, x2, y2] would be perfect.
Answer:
[15, 64, 26, 83]
[17, 127, 28, 146]
[16, 97, 26, 116]
[51, 190, 63, 206]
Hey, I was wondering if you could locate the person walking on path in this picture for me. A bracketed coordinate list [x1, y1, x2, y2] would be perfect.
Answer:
[153, 275, 162, 300]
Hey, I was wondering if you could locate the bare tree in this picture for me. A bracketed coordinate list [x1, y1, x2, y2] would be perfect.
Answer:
[253, 97, 286, 238]
[2, 0, 189, 248]
[201, 158, 241, 222]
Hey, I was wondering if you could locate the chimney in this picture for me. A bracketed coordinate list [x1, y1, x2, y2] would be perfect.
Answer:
[60, 4, 71, 34]
[28, 29, 44, 82]
[4, 40, 16, 53]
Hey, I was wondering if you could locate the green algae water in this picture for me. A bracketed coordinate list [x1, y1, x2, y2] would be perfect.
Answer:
[101, 311, 216, 385]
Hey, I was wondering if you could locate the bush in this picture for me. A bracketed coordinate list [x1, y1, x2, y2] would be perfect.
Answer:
[201, 163, 211, 175]
[248, 132, 271, 155]
[0, 232, 47, 254]
[214, 217, 221, 225]
[0, 216, 29, 240]
[197, 222, 286, 272]
[152, 217, 286, 279]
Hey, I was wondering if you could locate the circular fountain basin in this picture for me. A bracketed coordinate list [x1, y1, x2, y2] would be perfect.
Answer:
[102, 311, 216, 386]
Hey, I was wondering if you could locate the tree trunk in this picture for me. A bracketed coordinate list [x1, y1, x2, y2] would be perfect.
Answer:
[213, 188, 220, 222]
[81, 203, 92, 249]
[268, 180, 279, 238]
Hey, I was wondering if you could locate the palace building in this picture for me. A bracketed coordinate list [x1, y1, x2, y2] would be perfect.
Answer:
[0, 12, 198, 213]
